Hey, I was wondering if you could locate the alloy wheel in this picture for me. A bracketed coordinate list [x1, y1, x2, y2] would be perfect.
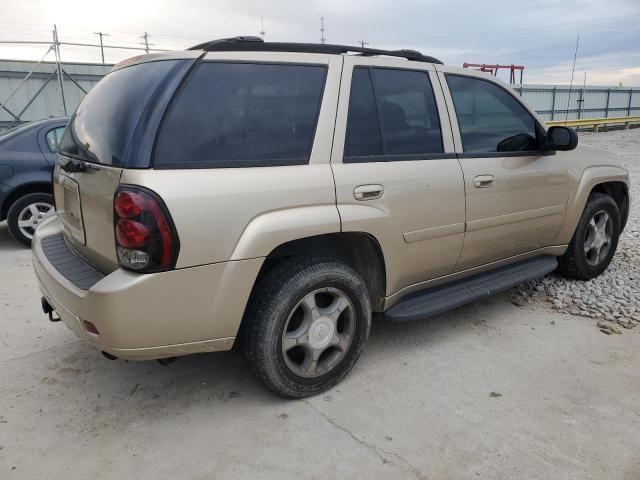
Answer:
[583, 210, 613, 266]
[17, 202, 54, 240]
[281, 287, 356, 378]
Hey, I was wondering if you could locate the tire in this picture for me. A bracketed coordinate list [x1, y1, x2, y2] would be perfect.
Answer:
[242, 257, 372, 399]
[557, 192, 621, 280]
[7, 193, 54, 247]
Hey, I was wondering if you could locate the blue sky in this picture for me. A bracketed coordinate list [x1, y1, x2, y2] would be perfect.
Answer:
[0, 0, 639, 85]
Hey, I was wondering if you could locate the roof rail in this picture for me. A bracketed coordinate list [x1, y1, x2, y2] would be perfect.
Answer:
[188, 36, 444, 65]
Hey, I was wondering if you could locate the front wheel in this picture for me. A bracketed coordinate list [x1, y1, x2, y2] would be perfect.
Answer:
[242, 258, 371, 398]
[557, 192, 621, 280]
[7, 193, 55, 247]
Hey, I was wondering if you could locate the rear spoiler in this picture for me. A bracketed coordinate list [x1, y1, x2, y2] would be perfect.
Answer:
[112, 51, 204, 72]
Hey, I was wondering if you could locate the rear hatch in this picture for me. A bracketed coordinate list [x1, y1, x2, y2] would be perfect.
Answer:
[53, 56, 195, 273]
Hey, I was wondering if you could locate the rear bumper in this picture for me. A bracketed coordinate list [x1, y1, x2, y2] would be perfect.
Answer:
[32, 216, 263, 360]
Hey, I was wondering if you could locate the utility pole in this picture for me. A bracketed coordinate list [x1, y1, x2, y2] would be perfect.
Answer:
[260, 16, 266, 39]
[93, 31, 109, 63]
[320, 17, 326, 44]
[358, 40, 369, 48]
[140, 32, 152, 54]
[52, 24, 67, 115]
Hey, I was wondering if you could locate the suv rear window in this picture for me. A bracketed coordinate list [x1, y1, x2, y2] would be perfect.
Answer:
[59, 60, 179, 166]
[154, 62, 326, 169]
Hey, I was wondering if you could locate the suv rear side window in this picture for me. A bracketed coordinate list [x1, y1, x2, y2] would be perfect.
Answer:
[446, 74, 539, 153]
[154, 62, 327, 169]
[59, 60, 179, 166]
[344, 67, 443, 162]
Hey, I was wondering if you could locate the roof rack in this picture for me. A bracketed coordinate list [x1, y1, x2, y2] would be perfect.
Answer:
[188, 36, 444, 65]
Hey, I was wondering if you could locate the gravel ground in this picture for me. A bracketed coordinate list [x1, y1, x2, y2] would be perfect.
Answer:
[511, 127, 640, 334]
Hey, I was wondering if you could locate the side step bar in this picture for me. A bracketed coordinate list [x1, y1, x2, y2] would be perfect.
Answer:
[385, 256, 558, 322]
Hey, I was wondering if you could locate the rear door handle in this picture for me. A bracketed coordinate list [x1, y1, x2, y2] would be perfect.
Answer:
[473, 175, 495, 188]
[353, 184, 384, 201]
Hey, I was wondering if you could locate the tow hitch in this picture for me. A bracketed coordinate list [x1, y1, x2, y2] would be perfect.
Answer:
[41, 297, 60, 322]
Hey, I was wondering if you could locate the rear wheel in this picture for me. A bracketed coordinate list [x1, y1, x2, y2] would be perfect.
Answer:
[7, 193, 54, 247]
[557, 192, 621, 280]
[242, 258, 371, 398]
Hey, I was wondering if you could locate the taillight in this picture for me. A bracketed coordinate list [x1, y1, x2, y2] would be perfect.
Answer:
[113, 186, 179, 272]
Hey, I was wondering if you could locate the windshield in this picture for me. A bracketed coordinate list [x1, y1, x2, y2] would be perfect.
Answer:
[59, 60, 178, 166]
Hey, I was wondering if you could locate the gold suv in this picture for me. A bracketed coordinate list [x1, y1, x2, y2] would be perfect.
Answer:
[32, 38, 630, 398]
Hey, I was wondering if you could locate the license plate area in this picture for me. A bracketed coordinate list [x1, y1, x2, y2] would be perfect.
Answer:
[55, 173, 85, 244]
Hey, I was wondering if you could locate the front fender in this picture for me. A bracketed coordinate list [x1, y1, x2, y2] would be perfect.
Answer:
[553, 165, 630, 245]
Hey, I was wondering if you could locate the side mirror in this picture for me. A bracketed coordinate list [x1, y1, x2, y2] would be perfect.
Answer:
[546, 126, 578, 151]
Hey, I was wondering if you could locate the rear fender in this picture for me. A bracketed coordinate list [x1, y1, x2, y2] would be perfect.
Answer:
[230, 205, 341, 260]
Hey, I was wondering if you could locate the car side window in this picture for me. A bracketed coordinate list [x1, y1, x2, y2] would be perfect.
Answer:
[344, 67, 443, 163]
[446, 74, 539, 153]
[45, 127, 65, 152]
[155, 62, 326, 168]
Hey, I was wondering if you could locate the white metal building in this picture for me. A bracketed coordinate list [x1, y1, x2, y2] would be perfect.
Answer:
[0, 59, 111, 129]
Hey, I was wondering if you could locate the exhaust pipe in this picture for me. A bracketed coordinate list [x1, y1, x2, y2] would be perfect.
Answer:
[41, 297, 60, 322]
[158, 357, 177, 366]
[102, 351, 118, 360]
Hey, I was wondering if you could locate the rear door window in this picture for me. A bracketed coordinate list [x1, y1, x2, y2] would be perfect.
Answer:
[154, 62, 327, 169]
[344, 67, 443, 162]
[446, 74, 539, 153]
[344, 69, 383, 158]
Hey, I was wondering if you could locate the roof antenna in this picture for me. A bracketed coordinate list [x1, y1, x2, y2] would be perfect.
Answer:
[358, 40, 369, 48]
[565, 35, 580, 124]
[320, 17, 326, 44]
[260, 16, 266, 40]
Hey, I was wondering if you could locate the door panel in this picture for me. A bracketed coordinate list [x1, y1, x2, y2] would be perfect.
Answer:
[456, 153, 568, 269]
[331, 57, 465, 296]
[437, 68, 569, 270]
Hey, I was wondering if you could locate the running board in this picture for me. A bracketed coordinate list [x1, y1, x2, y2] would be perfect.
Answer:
[385, 256, 558, 322]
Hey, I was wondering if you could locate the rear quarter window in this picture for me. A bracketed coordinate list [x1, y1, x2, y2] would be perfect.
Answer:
[45, 127, 65, 152]
[59, 60, 180, 166]
[154, 62, 327, 169]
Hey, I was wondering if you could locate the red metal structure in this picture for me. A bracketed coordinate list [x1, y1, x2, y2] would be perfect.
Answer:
[463, 63, 524, 84]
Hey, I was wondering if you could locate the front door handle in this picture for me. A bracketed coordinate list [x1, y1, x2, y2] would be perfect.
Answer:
[353, 184, 384, 201]
[473, 175, 495, 188]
